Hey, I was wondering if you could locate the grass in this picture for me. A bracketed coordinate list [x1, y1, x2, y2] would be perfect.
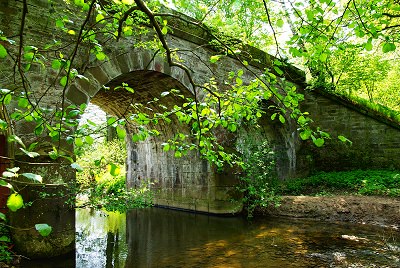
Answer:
[278, 169, 400, 197]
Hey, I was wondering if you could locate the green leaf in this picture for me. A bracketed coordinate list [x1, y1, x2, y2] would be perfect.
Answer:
[174, 151, 182, 158]
[24, 52, 35, 61]
[364, 40, 373, 51]
[71, 162, 83, 172]
[0, 180, 12, 189]
[300, 130, 311, 140]
[35, 124, 44, 136]
[338, 135, 352, 145]
[96, 52, 106, 61]
[18, 97, 29, 108]
[0, 236, 10, 242]
[3, 94, 12, 105]
[51, 59, 62, 70]
[162, 143, 170, 152]
[9, 135, 26, 149]
[7, 193, 24, 212]
[21, 173, 43, 183]
[116, 125, 126, 139]
[2, 171, 15, 178]
[271, 113, 277, 120]
[132, 134, 140, 142]
[85, 135, 94, 145]
[210, 55, 221, 63]
[313, 138, 325, 147]
[35, 223, 52, 237]
[0, 119, 7, 130]
[279, 114, 286, 123]
[60, 76, 67, 87]
[96, 14, 104, 22]
[382, 42, 396, 53]
[20, 148, 40, 158]
[74, 0, 84, 6]
[274, 66, 284, 76]
[319, 53, 328, 62]
[55, 19, 64, 28]
[109, 163, 120, 176]
[0, 212, 6, 221]
[0, 44, 7, 59]
[161, 26, 168, 35]
[276, 18, 284, 27]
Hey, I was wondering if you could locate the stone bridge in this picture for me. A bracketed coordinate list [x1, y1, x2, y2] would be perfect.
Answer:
[1, 0, 400, 258]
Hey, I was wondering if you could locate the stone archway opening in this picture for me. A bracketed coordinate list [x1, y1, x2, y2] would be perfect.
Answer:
[75, 66, 241, 214]
[86, 69, 218, 212]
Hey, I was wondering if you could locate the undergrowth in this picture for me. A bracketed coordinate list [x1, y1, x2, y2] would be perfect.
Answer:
[76, 139, 153, 212]
[279, 169, 400, 197]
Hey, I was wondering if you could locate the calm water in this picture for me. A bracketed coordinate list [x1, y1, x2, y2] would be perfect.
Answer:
[24, 207, 400, 267]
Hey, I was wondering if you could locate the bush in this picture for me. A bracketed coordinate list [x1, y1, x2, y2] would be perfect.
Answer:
[89, 175, 153, 212]
[237, 141, 280, 218]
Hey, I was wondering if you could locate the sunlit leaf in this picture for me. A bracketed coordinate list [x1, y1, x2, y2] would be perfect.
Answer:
[60, 76, 67, 87]
[71, 162, 84, 172]
[108, 163, 120, 176]
[75, 137, 84, 147]
[0, 119, 7, 130]
[96, 52, 106, 61]
[35, 224, 52, 237]
[21, 173, 43, 183]
[162, 143, 170, 152]
[279, 114, 286, 123]
[210, 55, 221, 63]
[51, 59, 62, 70]
[20, 148, 40, 158]
[7, 193, 24, 212]
[85, 135, 94, 145]
[0, 236, 10, 242]
[2, 171, 15, 178]
[0, 212, 6, 221]
[382, 42, 396, 53]
[313, 138, 325, 147]
[96, 14, 104, 22]
[116, 125, 126, 139]
[276, 18, 284, 27]
[0, 44, 7, 58]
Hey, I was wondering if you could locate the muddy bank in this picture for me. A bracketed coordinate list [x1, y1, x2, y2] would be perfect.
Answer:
[257, 196, 400, 228]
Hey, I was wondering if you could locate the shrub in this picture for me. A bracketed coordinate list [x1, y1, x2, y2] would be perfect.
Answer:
[237, 141, 280, 218]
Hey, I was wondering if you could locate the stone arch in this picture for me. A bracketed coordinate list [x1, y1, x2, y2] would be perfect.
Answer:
[66, 49, 240, 214]
[66, 49, 193, 106]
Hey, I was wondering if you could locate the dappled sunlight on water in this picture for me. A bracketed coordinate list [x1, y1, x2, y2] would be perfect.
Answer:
[74, 208, 400, 268]
[22, 207, 400, 267]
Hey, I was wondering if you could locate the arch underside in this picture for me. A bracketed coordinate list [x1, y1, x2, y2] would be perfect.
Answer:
[89, 69, 241, 214]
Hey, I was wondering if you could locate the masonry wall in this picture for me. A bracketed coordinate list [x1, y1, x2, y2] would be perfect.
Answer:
[298, 91, 400, 173]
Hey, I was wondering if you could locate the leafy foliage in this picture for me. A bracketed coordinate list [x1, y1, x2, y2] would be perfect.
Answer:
[279, 170, 400, 197]
[236, 141, 280, 218]
[76, 139, 153, 211]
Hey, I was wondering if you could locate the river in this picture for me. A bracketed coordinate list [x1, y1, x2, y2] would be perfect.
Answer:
[23, 207, 400, 267]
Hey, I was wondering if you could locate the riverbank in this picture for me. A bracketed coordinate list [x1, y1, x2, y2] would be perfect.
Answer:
[256, 195, 400, 229]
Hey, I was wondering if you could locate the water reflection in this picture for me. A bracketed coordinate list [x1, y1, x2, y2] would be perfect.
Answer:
[74, 208, 399, 268]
